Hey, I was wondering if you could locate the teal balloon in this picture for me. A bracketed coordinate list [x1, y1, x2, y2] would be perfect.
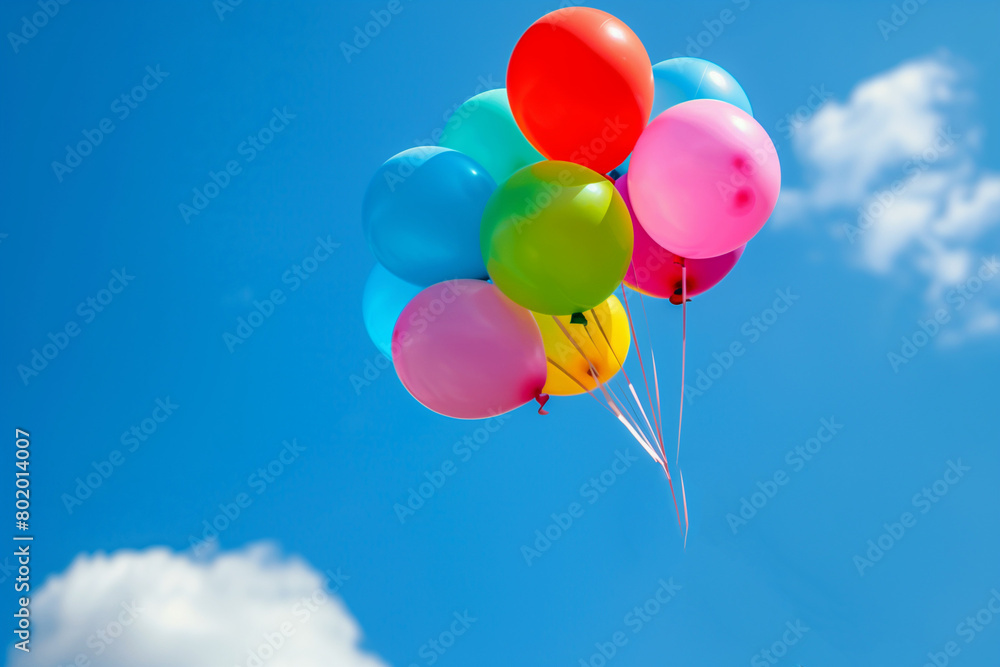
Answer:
[439, 88, 544, 184]
[362, 263, 422, 360]
[610, 58, 752, 178]
[363, 146, 495, 286]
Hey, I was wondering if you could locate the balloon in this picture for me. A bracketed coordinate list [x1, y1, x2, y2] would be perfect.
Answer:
[507, 7, 654, 174]
[480, 160, 633, 316]
[362, 146, 495, 286]
[362, 263, 423, 359]
[533, 295, 630, 396]
[392, 280, 547, 419]
[628, 99, 780, 259]
[439, 88, 544, 185]
[616, 176, 744, 301]
[650, 57, 752, 116]
[610, 57, 752, 178]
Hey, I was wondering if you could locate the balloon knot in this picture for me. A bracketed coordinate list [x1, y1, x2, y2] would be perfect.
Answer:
[570, 312, 588, 325]
[535, 393, 550, 415]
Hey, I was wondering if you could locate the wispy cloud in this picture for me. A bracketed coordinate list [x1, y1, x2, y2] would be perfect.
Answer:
[775, 52, 1000, 343]
[10, 544, 386, 667]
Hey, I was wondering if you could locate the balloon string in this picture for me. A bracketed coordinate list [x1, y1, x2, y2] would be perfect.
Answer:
[551, 317, 663, 465]
[618, 286, 660, 456]
[606, 391, 664, 466]
[677, 262, 687, 466]
[627, 262, 667, 454]
[583, 316, 648, 446]
[619, 287, 664, 458]
[547, 352, 657, 461]
[678, 261, 689, 542]
[546, 356, 614, 415]
[618, 288, 683, 532]
[637, 291, 666, 460]
[680, 468, 689, 549]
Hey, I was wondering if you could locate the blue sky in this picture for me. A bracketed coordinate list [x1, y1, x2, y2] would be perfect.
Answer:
[2, 1, 1000, 665]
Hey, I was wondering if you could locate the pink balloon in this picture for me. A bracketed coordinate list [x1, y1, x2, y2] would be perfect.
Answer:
[616, 175, 744, 302]
[392, 279, 547, 419]
[628, 99, 780, 259]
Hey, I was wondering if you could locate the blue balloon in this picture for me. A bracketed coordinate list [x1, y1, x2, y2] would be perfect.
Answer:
[363, 146, 495, 286]
[610, 58, 752, 178]
[362, 263, 423, 360]
[650, 57, 752, 117]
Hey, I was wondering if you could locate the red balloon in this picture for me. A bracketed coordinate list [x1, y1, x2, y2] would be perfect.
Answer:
[507, 8, 654, 174]
[616, 176, 744, 302]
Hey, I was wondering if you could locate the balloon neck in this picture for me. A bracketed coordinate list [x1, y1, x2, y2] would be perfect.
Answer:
[535, 393, 550, 416]
[570, 312, 588, 326]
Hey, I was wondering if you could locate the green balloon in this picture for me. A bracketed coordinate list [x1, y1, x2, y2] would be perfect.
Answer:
[439, 89, 544, 185]
[480, 161, 633, 316]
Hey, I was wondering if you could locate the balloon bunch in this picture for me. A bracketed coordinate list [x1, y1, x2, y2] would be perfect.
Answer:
[361, 7, 780, 536]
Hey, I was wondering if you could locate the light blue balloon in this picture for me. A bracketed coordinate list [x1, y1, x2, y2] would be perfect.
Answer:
[362, 263, 423, 360]
[363, 146, 495, 286]
[611, 58, 752, 178]
[650, 57, 752, 118]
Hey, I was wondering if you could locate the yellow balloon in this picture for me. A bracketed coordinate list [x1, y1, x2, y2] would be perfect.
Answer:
[532, 295, 631, 396]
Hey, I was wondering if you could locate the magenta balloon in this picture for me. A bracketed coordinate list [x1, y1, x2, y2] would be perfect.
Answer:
[628, 99, 780, 259]
[392, 280, 547, 419]
[616, 175, 744, 301]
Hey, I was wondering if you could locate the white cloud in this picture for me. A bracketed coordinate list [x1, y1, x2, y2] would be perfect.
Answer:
[9, 544, 387, 667]
[776, 52, 1000, 341]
